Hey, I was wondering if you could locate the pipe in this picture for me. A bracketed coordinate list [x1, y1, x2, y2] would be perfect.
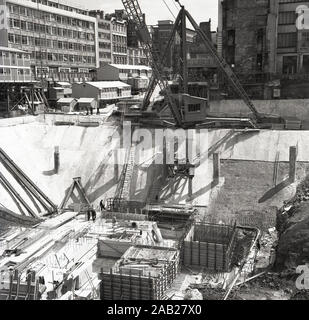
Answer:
[54, 146, 60, 174]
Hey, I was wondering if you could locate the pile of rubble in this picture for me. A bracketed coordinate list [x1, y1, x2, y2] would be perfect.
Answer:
[275, 175, 309, 271]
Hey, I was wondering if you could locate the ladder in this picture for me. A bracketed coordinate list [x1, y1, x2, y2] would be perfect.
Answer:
[115, 144, 136, 200]
[121, 144, 136, 200]
[84, 270, 98, 300]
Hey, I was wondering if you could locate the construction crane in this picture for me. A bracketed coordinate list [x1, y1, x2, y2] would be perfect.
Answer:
[122, 0, 280, 128]
[122, 0, 183, 126]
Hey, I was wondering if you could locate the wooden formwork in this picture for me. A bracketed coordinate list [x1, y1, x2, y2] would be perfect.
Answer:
[183, 223, 237, 272]
[99, 245, 179, 300]
[0, 270, 40, 300]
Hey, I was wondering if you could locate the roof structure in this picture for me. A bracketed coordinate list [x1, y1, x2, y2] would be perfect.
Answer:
[77, 98, 96, 103]
[85, 81, 131, 89]
[56, 82, 72, 87]
[57, 98, 76, 103]
[109, 64, 152, 71]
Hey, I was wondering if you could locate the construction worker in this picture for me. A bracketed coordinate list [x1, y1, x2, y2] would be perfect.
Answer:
[112, 216, 117, 231]
[99, 199, 105, 212]
[91, 207, 96, 222]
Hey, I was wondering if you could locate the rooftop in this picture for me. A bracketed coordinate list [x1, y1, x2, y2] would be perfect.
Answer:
[84, 81, 131, 89]
[57, 98, 76, 103]
[109, 64, 152, 71]
[77, 97, 96, 103]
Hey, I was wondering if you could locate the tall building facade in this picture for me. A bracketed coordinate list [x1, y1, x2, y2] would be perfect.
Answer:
[89, 10, 112, 66]
[220, 0, 309, 76]
[0, 0, 98, 79]
[219, 0, 309, 98]
[126, 19, 148, 66]
[188, 20, 218, 84]
[110, 18, 127, 65]
[152, 20, 196, 74]
[276, 0, 309, 74]
[152, 20, 175, 70]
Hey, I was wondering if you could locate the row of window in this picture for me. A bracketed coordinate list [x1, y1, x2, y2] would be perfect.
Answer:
[31, 0, 88, 15]
[118, 69, 149, 74]
[112, 35, 127, 44]
[0, 68, 31, 75]
[99, 32, 111, 40]
[9, 4, 93, 29]
[0, 51, 30, 60]
[98, 22, 111, 30]
[128, 48, 146, 57]
[8, 34, 95, 53]
[278, 32, 297, 48]
[113, 56, 128, 64]
[99, 52, 112, 59]
[8, 19, 95, 41]
[278, 11, 297, 25]
[113, 45, 128, 54]
[99, 42, 111, 50]
[29, 52, 96, 64]
[112, 23, 127, 34]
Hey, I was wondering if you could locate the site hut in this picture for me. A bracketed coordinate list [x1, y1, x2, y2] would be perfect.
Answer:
[72, 81, 132, 109]
[57, 97, 77, 113]
[47, 86, 64, 109]
[76, 98, 97, 114]
[96, 64, 152, 94]
[55, 82, 72, 97]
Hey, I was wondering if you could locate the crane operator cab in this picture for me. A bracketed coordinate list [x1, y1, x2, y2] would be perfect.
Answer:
[164, 93, 209, 125]
[181, 93, 209, 124]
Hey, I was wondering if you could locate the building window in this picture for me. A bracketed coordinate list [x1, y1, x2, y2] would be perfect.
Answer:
[22, 36, 28, 45]
[28, 22, 33, 31]
[282, 56, 297, 74]
[8, 34, 14, 43]
[278, 32, 297, 48]
[278, 11, 297, 25]
[13, 19, 20, 29]
[188, 104, 201, 113]
[302, 55, 309, 73]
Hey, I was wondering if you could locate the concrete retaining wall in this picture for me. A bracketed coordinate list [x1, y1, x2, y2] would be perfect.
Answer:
[209, 99, 309, 120]
[0, 116, 37, 127]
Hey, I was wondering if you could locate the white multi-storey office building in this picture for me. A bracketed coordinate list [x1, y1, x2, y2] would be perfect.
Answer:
[0, 0, 99, 79]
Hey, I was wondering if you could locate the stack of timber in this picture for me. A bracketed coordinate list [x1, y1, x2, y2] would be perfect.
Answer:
[99, 245, 179, 300]
[183, 223, 237, 272]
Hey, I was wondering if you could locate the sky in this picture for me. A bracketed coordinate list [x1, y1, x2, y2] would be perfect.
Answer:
[71, 0, 219, 30]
